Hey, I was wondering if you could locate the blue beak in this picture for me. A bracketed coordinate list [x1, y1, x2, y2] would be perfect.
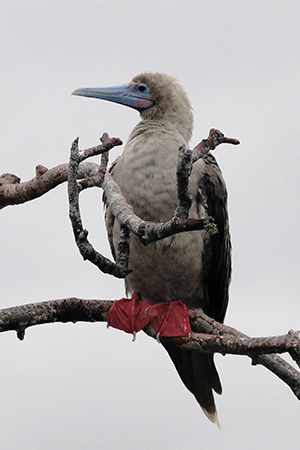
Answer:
[72, 81, 154, 112]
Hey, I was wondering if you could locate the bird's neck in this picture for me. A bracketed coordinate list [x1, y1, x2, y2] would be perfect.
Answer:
[135, 115, 193, 144]
[163, 112, 193, 143]
[126, 119, 192, 152]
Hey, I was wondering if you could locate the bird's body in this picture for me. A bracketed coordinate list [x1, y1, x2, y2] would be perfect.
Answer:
[73, 73, 231, 425]
[108, 119, 210, 307]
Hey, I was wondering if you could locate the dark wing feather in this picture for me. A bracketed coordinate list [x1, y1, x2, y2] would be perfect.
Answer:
[200, 153, 231, 323]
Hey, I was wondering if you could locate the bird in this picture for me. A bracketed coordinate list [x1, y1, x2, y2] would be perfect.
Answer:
[72, 72, 231, 425]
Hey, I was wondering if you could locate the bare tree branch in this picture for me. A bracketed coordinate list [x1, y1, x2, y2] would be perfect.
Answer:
[0, 298, 112, 338]
[0, 298, 299, 399]
[186, 308, 300, 398]
[67, 133, 130, 278]
[175, 128, 239, 219]
[0, 131, 123, 210]
[0, 162, 101, 210]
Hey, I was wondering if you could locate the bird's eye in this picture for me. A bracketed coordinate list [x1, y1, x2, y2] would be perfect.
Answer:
[136, 83, 148, 93]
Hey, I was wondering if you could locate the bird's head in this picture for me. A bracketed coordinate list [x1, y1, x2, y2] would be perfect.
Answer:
[73, 72, 193, 141]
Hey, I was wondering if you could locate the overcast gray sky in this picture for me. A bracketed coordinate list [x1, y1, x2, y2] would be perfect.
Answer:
[1, 1, 300, 449]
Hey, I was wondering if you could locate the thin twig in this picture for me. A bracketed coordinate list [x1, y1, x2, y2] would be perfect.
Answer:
[68, 134, 130, 278]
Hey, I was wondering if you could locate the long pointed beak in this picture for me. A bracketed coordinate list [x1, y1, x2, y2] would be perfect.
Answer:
[72, 81, 154, 112]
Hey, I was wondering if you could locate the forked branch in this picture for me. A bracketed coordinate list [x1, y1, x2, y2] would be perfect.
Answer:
[0, 162, 100, 210]
[67, 133, 130, 278]
[0, 297, 299, 398]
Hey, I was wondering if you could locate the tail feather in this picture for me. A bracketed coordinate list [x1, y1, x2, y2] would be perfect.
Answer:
[162, 342, 222, 425]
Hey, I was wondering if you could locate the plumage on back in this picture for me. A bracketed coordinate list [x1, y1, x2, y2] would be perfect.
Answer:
[73, 72, 231, 425]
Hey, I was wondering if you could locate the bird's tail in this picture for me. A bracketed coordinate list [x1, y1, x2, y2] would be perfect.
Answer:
[162, 342, 222, 427]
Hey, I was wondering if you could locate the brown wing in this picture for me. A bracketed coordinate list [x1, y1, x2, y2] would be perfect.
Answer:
[199, 153, 231, 323]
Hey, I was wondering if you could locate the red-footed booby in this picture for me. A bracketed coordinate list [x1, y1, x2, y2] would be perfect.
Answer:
[73, 73, 231, 425]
